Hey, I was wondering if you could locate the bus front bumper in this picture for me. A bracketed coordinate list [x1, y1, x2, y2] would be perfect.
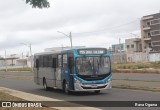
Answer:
[74, 80, 112, 91]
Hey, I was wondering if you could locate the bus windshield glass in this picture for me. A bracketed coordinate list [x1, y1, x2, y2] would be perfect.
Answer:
[76, 57, 110, 76]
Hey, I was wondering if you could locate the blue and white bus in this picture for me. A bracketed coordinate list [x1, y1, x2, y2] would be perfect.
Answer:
[33, 47, 112, 94]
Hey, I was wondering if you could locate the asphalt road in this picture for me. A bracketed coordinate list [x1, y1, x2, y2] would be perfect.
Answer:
[1, 72, 160, 81]
[0, 72, 160, 110]
[112, 73, 160, 81]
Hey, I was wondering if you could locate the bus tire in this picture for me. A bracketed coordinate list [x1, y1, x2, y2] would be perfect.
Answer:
[94, 90, 100, 94]
[63, 81, 71, 95]
[43, 78, 49, 91]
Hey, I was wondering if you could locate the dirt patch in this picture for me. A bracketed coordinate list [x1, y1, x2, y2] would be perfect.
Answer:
[113, 85, 160, 92]
[0, 87, 100, 110]
[0, 91, 57, 110]
[0, 75, 33, 80]
[112, 69, 160, 74]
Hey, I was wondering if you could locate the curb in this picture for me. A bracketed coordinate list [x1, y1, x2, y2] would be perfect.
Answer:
[0, 87, 101, 110]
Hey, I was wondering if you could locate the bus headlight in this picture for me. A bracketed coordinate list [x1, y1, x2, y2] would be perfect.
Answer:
[105, 78, 111, 83]
[74, 78, 81, 84]
[107, 78, 112, 83]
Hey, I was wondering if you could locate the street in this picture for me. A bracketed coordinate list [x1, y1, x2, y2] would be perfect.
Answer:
[112, 73, 160, 81]
[0, 72, 160, 110]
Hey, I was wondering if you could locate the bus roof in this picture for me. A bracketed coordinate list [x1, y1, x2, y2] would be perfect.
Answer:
[34, 47, 108, 56]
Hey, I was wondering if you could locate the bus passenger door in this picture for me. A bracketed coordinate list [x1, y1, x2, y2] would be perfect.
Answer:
[68, 57, 74, 90]
[52, 58, 57, 87]
[54, 55, 62, 88]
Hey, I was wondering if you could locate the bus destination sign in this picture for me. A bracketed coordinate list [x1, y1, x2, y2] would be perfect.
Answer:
[78, 49, 106, 54]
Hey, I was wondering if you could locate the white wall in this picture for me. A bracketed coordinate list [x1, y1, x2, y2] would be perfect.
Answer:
[149, 53, 160, 62]
[127, 53, 148, 63]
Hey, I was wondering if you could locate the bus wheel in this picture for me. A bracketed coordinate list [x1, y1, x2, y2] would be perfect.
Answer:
[94, 90, 100, 94]
[63, 81, 70, 95]
[43, 79, 49, 91]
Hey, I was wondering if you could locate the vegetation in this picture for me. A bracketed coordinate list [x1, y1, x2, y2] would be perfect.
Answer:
[0, 68, 32, 72]
[113, 85, 160, 92]
[0, 62, 160, 73]
[151, 61, 160, 68]
[112, 62, 160, 73]
[0, 91, 57, 110]
[25, 0, 50, 8]
[0, 91, 24, 101]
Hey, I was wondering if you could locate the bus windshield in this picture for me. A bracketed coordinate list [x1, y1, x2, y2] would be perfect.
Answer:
[76, 56, 110, 76]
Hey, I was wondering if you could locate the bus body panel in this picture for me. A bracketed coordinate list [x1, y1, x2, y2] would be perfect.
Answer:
[34, 67, 55, 87]
[33, 48, 112, 92]
[55, 68, 63, 89]
[74, 74, 112, 91]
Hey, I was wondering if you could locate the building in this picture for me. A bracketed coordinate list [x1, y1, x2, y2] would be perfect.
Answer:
[140, 13, 160, 52]
[110, 43, 126, 63]
[111, 43, 125, 53]
[0, 54, 31, 68]
[125, 38, 142, 54]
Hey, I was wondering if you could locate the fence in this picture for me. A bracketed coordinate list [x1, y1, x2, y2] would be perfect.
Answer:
[111, 52, 160, 63]
[149, 53, 160, 62]
[126, 53, 148, 63]
[1, 52, 160, 69]
[0, 55, 32, 69]
[111, 53, 127, 63]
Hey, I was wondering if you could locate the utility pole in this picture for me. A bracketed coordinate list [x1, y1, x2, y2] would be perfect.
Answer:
[21, 43, 33, 72]
[5, 50, 7, 72]
[57, 31, 73, 49]
[61, 44, 64, 50]
[130, 33, 140, 52]
[119, 38, 122, 63]
[22, 52, 23, 58]
[70, 32, 73, 49]
[29, 43, 33, 71]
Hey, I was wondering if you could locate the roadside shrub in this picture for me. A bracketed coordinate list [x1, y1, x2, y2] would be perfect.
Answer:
[0, 68, 32, 72]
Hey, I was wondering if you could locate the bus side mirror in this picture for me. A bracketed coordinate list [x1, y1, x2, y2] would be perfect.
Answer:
[52, 58, 57, 68]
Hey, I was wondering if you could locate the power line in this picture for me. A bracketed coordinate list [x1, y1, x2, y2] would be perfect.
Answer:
[73, 19, 139, 35]
[9, 19, 140, 50]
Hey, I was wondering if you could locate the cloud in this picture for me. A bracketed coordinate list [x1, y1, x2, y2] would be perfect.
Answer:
[0, 0, 160, 55]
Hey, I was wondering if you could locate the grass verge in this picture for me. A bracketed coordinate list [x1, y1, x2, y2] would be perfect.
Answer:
[0, 68, 32, 72]
[113, 85, 160, 92]
[112, 78, 160, 83]
[0, 91, 57, 110]
[0, 75, 33, 80]
[112, 62, 160, 73]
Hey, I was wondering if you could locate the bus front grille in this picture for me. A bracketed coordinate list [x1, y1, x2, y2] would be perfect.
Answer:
[81, 85, 107, 89]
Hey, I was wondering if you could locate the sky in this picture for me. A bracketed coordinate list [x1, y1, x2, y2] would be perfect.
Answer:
[0, 0, 160, 57]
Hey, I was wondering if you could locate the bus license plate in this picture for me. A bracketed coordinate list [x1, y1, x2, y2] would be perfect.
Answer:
[91, 84, 98, 88]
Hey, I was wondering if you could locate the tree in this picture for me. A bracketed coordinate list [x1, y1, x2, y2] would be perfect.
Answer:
[25, 0, 50, 8]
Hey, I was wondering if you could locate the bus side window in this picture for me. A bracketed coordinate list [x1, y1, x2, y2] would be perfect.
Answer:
[39, 56, 43, 67]
[52, 58, 57, 68]
[63, 54, 68, 70]
[36, 59, 39, 68]
[58, 55, 62, 67]
[48, 55, 52, 67]
[43, 56, 47, 67]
